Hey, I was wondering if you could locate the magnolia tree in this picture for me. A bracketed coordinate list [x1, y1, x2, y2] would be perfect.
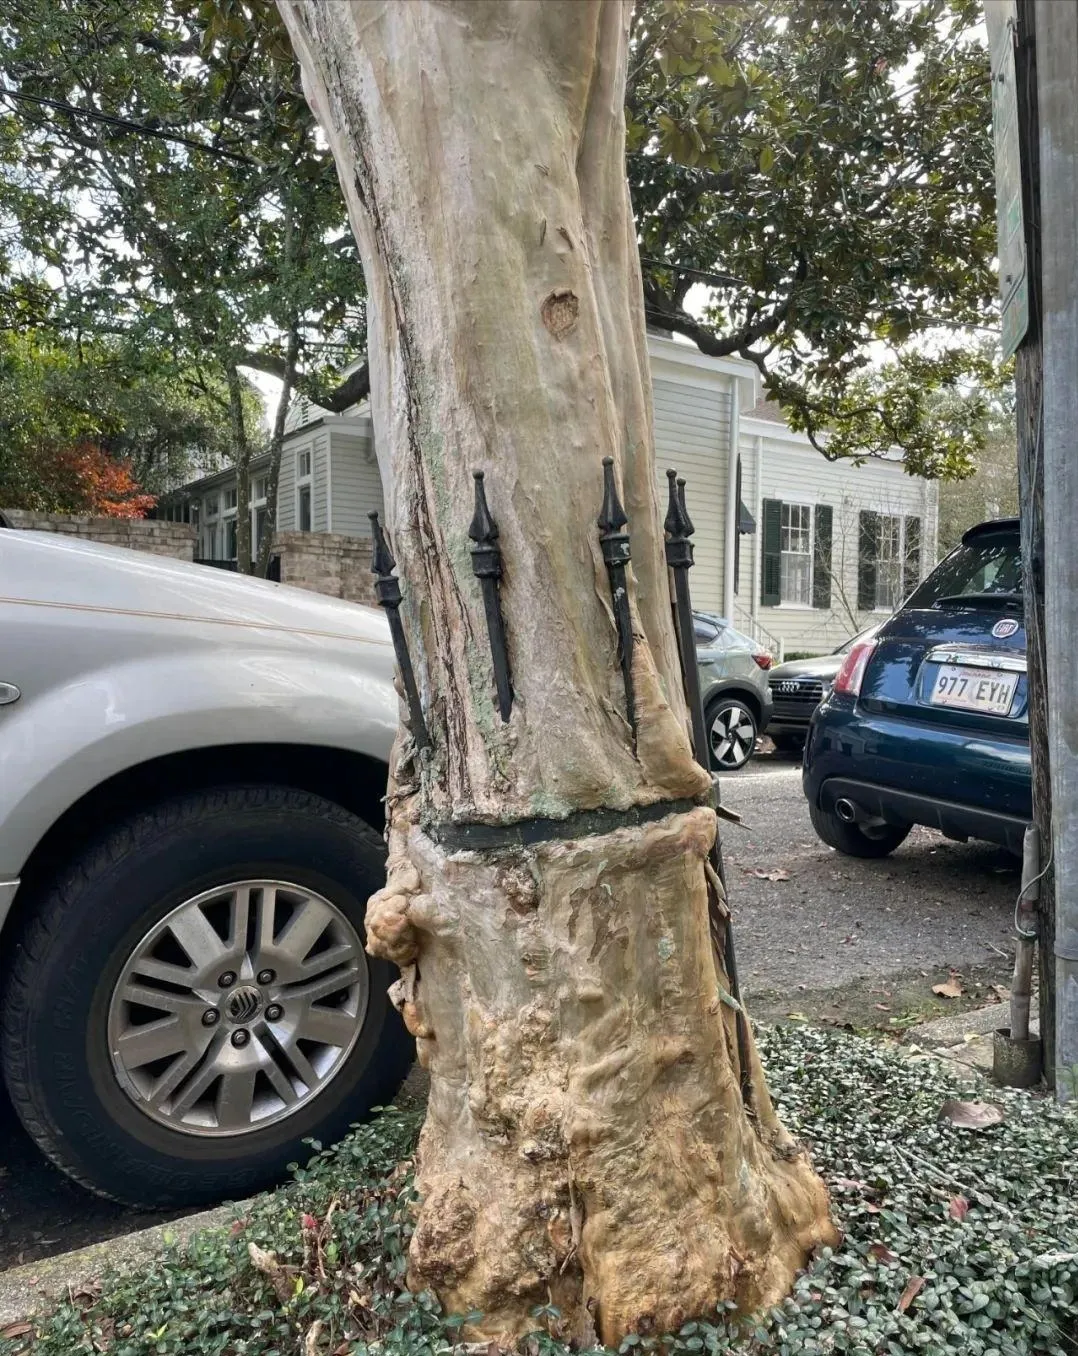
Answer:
[278, 0, 835, 1342]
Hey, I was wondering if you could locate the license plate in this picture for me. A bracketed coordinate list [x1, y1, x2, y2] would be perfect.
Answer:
[929, 663, 1018, 715]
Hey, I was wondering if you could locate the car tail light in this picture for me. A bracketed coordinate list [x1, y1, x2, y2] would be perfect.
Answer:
[832, 639, 877, 697]
[752, 653, 773, 670]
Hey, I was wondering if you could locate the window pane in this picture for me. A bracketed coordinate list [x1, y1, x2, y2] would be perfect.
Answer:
[298, 450, 311, 479]
[780, 502, 812, 604]
[225, 518, 237, 560]
[225, 488, 237, 510]
[299, 485, 312, 532]
[875, 514, 903, 609]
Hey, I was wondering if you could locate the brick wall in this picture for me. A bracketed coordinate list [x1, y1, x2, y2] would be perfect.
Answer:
[2, 509, 196, 559]
[274, 531, 376, 606]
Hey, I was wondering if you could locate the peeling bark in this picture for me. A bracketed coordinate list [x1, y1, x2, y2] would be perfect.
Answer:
[278, 0, 836, 1341]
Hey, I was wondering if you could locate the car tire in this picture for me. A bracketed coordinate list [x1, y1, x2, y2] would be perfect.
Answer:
[706, 695, 759, 771]
[808, 800, 912, 859]
[1, 785, 413, 1207]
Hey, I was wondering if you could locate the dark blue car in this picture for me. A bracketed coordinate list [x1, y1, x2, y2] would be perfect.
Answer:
[803, 517, 1030, 858]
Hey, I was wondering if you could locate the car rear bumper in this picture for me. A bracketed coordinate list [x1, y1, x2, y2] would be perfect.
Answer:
[803, 701, 1031, 849]
[812, 775, 1027, 853]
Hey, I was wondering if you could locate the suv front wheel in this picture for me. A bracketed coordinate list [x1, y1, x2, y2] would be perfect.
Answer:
[2, 785, 412, 1206]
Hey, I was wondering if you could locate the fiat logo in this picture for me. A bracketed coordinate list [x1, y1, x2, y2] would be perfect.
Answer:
[992, 618, 1020, 639]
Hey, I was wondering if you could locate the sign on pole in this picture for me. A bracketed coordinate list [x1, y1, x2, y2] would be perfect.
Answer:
[986, 0, 1028, 360]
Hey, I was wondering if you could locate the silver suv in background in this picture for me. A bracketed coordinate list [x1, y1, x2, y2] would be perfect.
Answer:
[0, 528, 411, 1206]
[694, 612, 773, 771]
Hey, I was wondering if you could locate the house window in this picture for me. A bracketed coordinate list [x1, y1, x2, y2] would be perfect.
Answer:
[297, 449, 311, 479]
[876, 515, 902, 609]
[296, 446, 313, 532]
[859, 512, 923, 612]
[252, 476, 267, 504]
[779, 503, 813, 606]
[225, 517, 237, 561]
[224, 487, 238, 511]
[298, 485, 312, 531]
[761, 500, 834, 610]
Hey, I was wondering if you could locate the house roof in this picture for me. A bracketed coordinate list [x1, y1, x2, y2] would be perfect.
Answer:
[745, 398, 788, 423]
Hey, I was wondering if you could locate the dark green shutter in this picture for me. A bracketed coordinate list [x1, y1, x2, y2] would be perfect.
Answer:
[903, 516, 922, 598]
[733, 457, 743, 595]
[813, 504, 833, 609]
[858, 510, 880, 611]
[761, 498, 782, 606]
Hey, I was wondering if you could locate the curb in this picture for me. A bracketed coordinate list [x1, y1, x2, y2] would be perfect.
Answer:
[0, 1198, 250, 1329]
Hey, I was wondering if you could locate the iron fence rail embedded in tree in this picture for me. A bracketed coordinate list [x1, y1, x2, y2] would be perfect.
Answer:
[368, 510, 430, 751]
[597, 456, 637, 744]
[663, 467, 753, 1106]
[468, 470, 513, 722]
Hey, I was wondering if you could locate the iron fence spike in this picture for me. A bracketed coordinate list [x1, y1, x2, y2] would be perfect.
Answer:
[468, 471, 513, 721]
[598, 455, 629, 533]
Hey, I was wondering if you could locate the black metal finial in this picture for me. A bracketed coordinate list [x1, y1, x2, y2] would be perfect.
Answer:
[597, 456, 636, 743]
[368, 511, 430, 750]
[676, 476, 695, 537]
[468, 471, 513, 722]
[664, 468, 694, 570]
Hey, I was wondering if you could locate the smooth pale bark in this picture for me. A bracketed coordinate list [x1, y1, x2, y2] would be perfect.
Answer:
[278, 1, 836, 1341]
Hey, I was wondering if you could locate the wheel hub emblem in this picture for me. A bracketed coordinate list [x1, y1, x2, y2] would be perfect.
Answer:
[227, 985, 264, 1023]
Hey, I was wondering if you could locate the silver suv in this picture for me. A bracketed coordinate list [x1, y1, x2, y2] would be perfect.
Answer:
[0, 528, 410, 1206]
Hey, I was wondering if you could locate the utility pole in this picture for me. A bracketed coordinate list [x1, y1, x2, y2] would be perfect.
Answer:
[1034, 0, 1078, 1099]
[990, 0, 1054, 1085]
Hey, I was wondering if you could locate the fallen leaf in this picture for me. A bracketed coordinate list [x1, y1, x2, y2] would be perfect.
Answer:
[834, 1177, 870, 1191]
[869, 1242, 899, 1265]
[230, 1217, 248, 1237]
[304, 1320, 324, 1356]
[0, 1323, 32, 1339]
[897, 1275, 925, 1312]
[865, 1202, 882, 1214]
[939, 1099, 1005, 1130]
[949, 1195, 970, 1221]
[751, 867, 790, 881]
[874, 1003, 891, 1011]
[992, 984, 1011, 1001]
[302, 1212, 319, 1231]
[932, 978, 963, 999]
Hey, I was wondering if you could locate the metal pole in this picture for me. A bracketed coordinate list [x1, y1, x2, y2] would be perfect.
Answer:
[597, 457, 637, 743]
[368, 511, 430, 751]
[664, 469, 752, 1105]
[1034, 0, 1078, 1099]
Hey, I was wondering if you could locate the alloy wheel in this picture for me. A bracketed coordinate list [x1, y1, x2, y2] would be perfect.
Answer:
[709, 702, 757, 770]
[107, 880, 368, 1136]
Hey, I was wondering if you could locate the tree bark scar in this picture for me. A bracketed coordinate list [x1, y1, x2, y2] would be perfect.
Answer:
[541, 288, 580, 338]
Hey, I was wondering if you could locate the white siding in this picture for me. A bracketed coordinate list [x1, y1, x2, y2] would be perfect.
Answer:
[651, 376, 731, 612]
[311, 433, 330, 532]
[738, 420, 938, 656]
[276, 440, 299, 532]
[329, 423, 384, 534]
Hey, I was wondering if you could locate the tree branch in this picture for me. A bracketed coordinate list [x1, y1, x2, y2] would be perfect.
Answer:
[239, 349, 369, 412]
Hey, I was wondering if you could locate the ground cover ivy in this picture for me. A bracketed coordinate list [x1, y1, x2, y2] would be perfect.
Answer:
[6, 1026, 1075, 1356]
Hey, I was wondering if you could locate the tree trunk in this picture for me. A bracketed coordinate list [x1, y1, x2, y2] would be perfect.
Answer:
[278, 1, 836, 1342]
[228, 363, 253, 573]
[255, 326, 300, 579]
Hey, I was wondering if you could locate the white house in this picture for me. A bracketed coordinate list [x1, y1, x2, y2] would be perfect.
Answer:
[161, 336, 937, 658]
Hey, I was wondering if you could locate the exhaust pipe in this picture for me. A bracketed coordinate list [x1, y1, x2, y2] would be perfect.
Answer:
[835, 797, 858, 823]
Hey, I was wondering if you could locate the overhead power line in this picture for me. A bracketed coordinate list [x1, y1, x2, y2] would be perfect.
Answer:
[0, 85, 259, 166]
